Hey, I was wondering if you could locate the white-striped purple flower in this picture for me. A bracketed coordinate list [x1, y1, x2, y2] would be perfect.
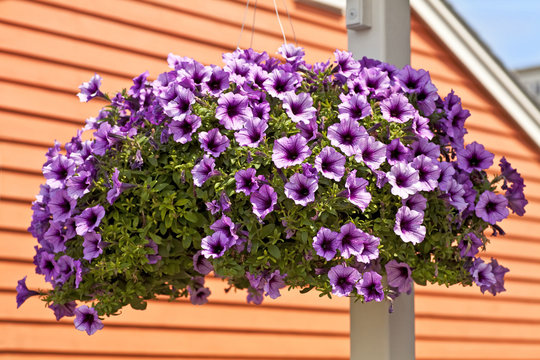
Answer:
[314, 146, 346, 181]
[199, 128, 230, 157]
[169, 114, 201, 144]
[235, 117, 268, 148]
[338, 93, 371, 121]
[284, 173, 319, 206]
[355, 234, 380, 263]
[387, 163, 420, 199]
[272, 134, 311, 169]
[201, 231, 232, 259]
[312, 227, 339, 261]
[337, 222, 366, 259]
[43, 155, 76, 189]
[328, 264, 361, 297]
[75, 205, 105, 236]
[411, 155, 441, 192]
[235, 168, 260, 195]
[386, 138, 410, 165]
[77, 74, 103, 102]
[283, 92, 316, 125]
[216, 92, 251, 130]
[345, 170, 371, 211]
[163, 86, 194, 119]
[250, 184, 278, 219]
[356, 271, 384, 302]
[191, 156, 218, 187]
[327, 119, 368, 157]
[394, 206, 426, 244]
[355, 136, 387, 170]
[380, 93, 416, 123]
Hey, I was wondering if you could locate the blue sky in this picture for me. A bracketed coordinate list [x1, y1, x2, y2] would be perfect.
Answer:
[445, 0, 540, 70]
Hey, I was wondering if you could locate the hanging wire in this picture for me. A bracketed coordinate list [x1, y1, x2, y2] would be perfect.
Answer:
[249, 0, 259, 49]
[237, 0, 252, 49]
[281, 0, 297, 46]
[272, 0, 287, 45]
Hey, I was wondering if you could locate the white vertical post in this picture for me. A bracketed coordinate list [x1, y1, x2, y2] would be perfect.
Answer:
[346, 0, 414, 359]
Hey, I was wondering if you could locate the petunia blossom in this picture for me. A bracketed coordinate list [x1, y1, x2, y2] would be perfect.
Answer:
[74, 305, 104, 335]
[475, 191, 509, 224]
[385, 260, 413, 294]
[284, 173, 319, 206]
[327, 119, 367, 156]
[312, 227, 339, 261]
[356, 271, 384, 302]
[314, 146, 346, 181]
[75, 205, 105, 236]
[169, 114, 201, 144]
[328, 264, 361, 297]
[250, 184, 278, 219]
[272, 134, 311, 169]
[394, 206, 426, 244]
[199, 128, 230, 157]
[344, 170, 371, 211]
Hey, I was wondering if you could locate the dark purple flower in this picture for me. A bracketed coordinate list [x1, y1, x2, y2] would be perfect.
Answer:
[38, 252, 59, 283]
[437, 162, 456, 191]
[250, 184, 278, 219]
[458, 233, 483, 257]
[128, 71, 149, 97]
[247, 65, 270, 89]
[386, 139, 410, 165]
[409, 137, 440, 161]
[475, 191, 509, 224]
[210, 215, 238, 243]
[43, 155, 76, 189]
[193, 250, 213, 275]
[312, 227, 339, 261]
[202, 66, 229, 96]
[416, 81, 439, 116]
[356, 234, 380, 264]
[201, 231, 232, 259]
[411, 155, 440, 191]
[284, 173, 318, 206]
[106, 168, 123, 205]
[263, 69, 300, 99]
[396, 65, 429, 93]
[385, 260, 413, 294]
[189, 286, 211, 305]
[235, 117, 268, 148]
[163, 86, 194, 119]
[387, 163, 420, 199]
[74, 305, 104, 335]
[402, 193, 427, 213]
[482, 259, 509, 295]
[355, 136, 386, 170]
[250, 99, 271, 122]
[16, 276, 39, 308]
[444, 179, 467, 212]
[169, 114, 201, 144]
[48, 189, 76, 222]
[272, 134, 311, 168]
[499, 157, 524, 187]
[394, 206, 425, 244]
[82, 232, 102, 261]
[264, 270, 287, 299]
[469, 258, 496, 289]
[55, 255, 77, 285]
[328, 264, 361, 297]
[327, 119, 367, 156]
[43, 221, 68, 253]
[505, 183, 527, 216]
[224, 58, 250, 85]
[412, 113, 434, 139]
[75, 205, 105, 236]
[216, 92, 251, 130]
[77, 74, 103, 102]
[235, 168, 260, 195]
[345, 170, 371, 211]
[283, 92, 316, 125]
[457, 141, 494, 173]
[357, 271, 384, 302]
[296, 117, 319, 141]
[334, 50, 360, 77]
[302, 163, 319, 179]
[93, 122, 125, 156]
[199, 128, 230, 157]
[192, 156, 219, 187]
[66, 171, 91, 199]
[314, 146, 346, 181]
[338, 93, 371, 122]
[337, 222, 366, 259]
[380, 93, 416, 123]
[144, 238, 161, 265]
[49, 301, 77, 321]
[355, 67, 391, 98]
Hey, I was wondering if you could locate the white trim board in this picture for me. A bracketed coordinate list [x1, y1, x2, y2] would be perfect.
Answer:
[411, 0, 540, 149]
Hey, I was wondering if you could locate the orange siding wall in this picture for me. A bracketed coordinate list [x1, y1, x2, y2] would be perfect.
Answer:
[1, 0, 539, 359]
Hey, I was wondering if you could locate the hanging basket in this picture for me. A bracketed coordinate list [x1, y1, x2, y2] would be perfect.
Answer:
[16, 45, 527, 335]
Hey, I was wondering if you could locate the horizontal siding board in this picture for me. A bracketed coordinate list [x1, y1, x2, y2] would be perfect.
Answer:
[0, 231, 35, 261]
[416, 338, 540, 359]
[0, 171, 43, 202]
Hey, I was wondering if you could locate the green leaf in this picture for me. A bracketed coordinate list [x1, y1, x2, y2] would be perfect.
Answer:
[267, 244, 281, 259]
[182, 235, 192, 249]
[184, 212, 198, 223]
[260, 224, 275, 238]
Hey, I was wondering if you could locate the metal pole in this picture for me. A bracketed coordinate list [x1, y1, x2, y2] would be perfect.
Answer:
[346, 1, 414, 359]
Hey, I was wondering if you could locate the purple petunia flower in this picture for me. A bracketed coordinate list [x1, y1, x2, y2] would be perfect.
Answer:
[312, 227, 339, 261]
[263, 69, 300, 99]
[272, 134, 311, 169]
[458, 232, 483, 257]
[16, 276, 39, 308]
[106, 168, 124, 205]
[409, 137, 440, 161]
[469, 258, 496, 289]
[66, 171, 92, 199]
[386, 138, 410, 165]
[337, 222, 366, 258]
[43, 155, 76, 190]
[77, 74, 103, 102]
[394, 206, 426, 244]
[338, 93, 371, 122]
[412, 113, 434, 139]
[327, 119, 367, 156]
[216, 92, 251, 130]
[284, 173, 319, 206]
[250, 184, 278, 219]
[129, 71, 149, 97]
[189, 286, 211, 305]
[355, 136, 386, 170]
[475, 191, 509, 224]
[75, 205, 105, 236]
[357, 271, 384, 302]
[93, 122, 126, 157]
[482, 258, 509, 295]
[411, 155, 440, 192]
[505, 183, 527, 216]
[193, 250, 213, 275]
[235, 117, 268, 148]
[38, 251, 59, 283]
[402, 193, 427, 214]
[192, 156, 219, 187]
[457, 141, 494, 173]
[169, 114, 201, 144]
[235, 168, 260, 195]
[385, 260, 413, 294]
[499, 157, 524, 187]
[296, 117, 319, 141]
[48, 189, 76, 223]
[283, 92, 316, 125]
[43, 222, 68, 253]
[328, 264, 361, 297]
[334, 50, 360, 78]
[201, 231, 232, 259]
[278, 43, 305, 65]
[264, 270, 287, 299]
[199, 128, 230, 157]
[356, 234, 380, 264]
[163, 86, 195, 119]
[49, 301, 77, 321]
[380, 93, 416, 123]
[82, 232, 102, 261]
[210, 215, 238, 243]
[314, 146, 346, 181]
[344, 170, 371, 211]
[202, 66, 229, 96]
[387, 163, 420, 199]
[395, 65, 429, 93]
[74, 305, 104, 335]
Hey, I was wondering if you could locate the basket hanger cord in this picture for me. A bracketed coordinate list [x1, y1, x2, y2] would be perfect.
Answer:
[237, 0, 298, 50]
